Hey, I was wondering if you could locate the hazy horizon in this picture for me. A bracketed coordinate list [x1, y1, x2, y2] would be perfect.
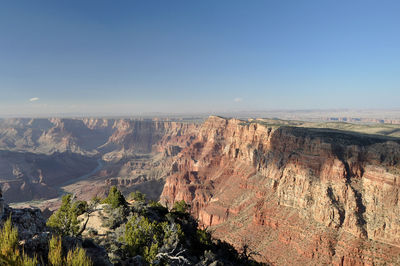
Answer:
[1, 1, 400, 116]
[2, 108, 400, 121]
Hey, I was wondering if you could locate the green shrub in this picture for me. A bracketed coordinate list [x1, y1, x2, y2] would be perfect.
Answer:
[124, 214, 163, 262]
[102, 204, 127, 229]
[0, 216, 19, 258]
[0, 216, 38, 265]
[48, 234, 93, 266]
[129, 191, 146, 202]
[143, 242, 159, 263]
[48, 235, 63, 266]
[66, 246, 93, 266]
[161, 221, 184, 248]
[21, 254, 38, 266]
[123, 213, 188, 264]
[197, 229, 212, 247]
[47, 194, 81, 236]
[172, 200, 190, 213]
[102, 186, 127, 208]
[148, 201, 162, 208]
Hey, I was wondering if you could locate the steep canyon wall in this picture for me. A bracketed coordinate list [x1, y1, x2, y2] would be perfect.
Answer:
[161, 116, 400, 265]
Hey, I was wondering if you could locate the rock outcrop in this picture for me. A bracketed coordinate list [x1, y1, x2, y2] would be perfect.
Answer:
[0, 204, 111, 265]
[1, 205, 49, 257]
[160, 116, 400, 265]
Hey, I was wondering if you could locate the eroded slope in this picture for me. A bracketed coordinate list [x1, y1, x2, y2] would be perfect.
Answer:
[161, 116, 400, 265]
[0, 118, 199, 204]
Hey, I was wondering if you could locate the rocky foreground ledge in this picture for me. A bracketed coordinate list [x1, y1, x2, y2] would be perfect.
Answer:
[0, 205, 111, 265]
[1, 206, 48, 255]
[0, 190, 264, 266]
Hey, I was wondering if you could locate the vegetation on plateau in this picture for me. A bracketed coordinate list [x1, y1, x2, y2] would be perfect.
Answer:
[46, 194, 87, 236]
[102, 186, 127, 208]
[0, 186, 265, 265]
[0, 215, 92, 265]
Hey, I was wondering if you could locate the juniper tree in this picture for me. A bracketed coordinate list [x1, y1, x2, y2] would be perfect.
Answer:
[103, 186, 127, 208]
[47, 194, 81, 236]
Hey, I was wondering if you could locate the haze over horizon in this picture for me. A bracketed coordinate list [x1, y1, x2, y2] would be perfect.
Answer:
[1, 1, 400, 116]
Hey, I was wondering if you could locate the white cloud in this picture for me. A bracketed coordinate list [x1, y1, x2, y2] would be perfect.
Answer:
[29, 97, 40, 102]
[234, 97, 243, 103]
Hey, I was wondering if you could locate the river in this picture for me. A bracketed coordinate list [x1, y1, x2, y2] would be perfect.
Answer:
[9, 158, 104, 208]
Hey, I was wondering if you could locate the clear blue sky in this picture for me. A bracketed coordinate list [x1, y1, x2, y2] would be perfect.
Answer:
[1, 0, 399, 116]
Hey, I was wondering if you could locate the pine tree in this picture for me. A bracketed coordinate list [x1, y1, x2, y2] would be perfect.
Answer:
[102, 186, 127, 208]
[47, 194, 80, 236]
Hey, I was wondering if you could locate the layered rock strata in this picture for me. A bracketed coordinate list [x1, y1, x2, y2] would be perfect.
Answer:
[0, 118, 199, 203]
[0, 118, 199, 155]
[161, 116, 400, 265]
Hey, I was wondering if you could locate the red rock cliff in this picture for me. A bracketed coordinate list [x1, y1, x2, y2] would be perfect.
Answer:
[160, 116, 400, 265]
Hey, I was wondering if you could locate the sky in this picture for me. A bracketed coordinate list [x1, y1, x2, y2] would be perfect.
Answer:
[0, 0, 400, 116]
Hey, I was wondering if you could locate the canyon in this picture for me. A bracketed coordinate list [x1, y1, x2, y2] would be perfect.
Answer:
[160, 116, 400, 265]
[0, 117, 198, 205]
[1, 116, 400, 264]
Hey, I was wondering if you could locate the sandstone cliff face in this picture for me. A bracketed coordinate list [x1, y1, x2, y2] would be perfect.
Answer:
[160, 116, 400, 265]
[104, 119, 198, 155]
